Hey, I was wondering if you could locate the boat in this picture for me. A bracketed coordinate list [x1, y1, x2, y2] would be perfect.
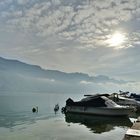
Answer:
[118, 90, 140, 101]
[109, 93, 140, 112]
[64, 94, 134, 116]
[130, 93, 140, 101]
[65, 113, 132, 133]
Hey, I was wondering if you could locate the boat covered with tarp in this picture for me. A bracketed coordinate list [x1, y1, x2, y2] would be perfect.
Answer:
[64, 94, 134, 116]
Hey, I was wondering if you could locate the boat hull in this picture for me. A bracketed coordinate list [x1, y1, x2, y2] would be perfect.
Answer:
[65, 106, 134, 116]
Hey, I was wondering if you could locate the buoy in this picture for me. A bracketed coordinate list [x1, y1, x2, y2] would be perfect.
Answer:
[32, 107, 36, 113]
[54, 104, 59, 112]
[32, 106, 38, 113]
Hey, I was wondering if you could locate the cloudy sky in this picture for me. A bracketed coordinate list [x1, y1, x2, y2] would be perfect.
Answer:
[0, 0, 140, 86]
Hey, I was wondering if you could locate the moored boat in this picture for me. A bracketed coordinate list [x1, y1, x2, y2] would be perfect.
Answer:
[109, 93, 140, 112]
[64, 94, 134, 116]
[130, 93, 140, 101]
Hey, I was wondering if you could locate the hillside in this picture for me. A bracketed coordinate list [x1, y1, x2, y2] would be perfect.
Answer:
[0, 57, 125, 93]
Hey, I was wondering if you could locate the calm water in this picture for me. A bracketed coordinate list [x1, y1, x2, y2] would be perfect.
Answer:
[0, 92, 137, 140]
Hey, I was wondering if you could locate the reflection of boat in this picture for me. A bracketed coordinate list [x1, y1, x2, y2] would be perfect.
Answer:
[65, 113, 132, 133]
[65, 95, 134, 116]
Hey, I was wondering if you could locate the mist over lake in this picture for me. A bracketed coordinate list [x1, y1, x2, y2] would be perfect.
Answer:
[0, 56, 137, 94]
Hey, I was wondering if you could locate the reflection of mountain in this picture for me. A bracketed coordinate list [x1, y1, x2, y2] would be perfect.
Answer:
[65, 113, 132, 134]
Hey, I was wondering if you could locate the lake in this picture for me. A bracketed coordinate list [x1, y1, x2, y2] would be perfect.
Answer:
[0, 92, 137, 140]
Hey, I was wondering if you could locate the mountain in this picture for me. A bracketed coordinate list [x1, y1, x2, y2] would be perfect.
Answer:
[0, 57, 126, 93]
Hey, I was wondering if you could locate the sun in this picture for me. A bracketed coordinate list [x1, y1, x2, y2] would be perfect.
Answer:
[106, 32, 126, 47]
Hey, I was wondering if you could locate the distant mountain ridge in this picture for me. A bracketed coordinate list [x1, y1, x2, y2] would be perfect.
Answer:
[0, 57, 126, 93]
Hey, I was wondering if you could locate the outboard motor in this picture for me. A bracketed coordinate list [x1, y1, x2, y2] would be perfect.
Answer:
[61, 107, 66, 114]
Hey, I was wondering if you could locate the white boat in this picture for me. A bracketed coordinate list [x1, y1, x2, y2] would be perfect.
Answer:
[65, 94, 134, 116]
[109, 93, 140, 112]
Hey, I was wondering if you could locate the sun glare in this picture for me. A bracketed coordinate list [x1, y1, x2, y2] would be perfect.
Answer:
[107, 32, 126, 47]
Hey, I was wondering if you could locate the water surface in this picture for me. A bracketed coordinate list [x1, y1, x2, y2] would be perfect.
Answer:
[0, 92, 136, 140]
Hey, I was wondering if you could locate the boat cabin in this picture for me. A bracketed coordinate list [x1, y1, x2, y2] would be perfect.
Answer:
[66, 95, 120, 108]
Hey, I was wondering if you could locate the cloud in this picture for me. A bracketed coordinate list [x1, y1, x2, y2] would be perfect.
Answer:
[0, 0, 140, 84]
[80, 80, 92, 85]
[1, 0, 140, 50]
[16, 0, 30, 5]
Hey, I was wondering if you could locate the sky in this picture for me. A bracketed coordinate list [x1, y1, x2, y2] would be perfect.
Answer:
[0, 0, 140, 87]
